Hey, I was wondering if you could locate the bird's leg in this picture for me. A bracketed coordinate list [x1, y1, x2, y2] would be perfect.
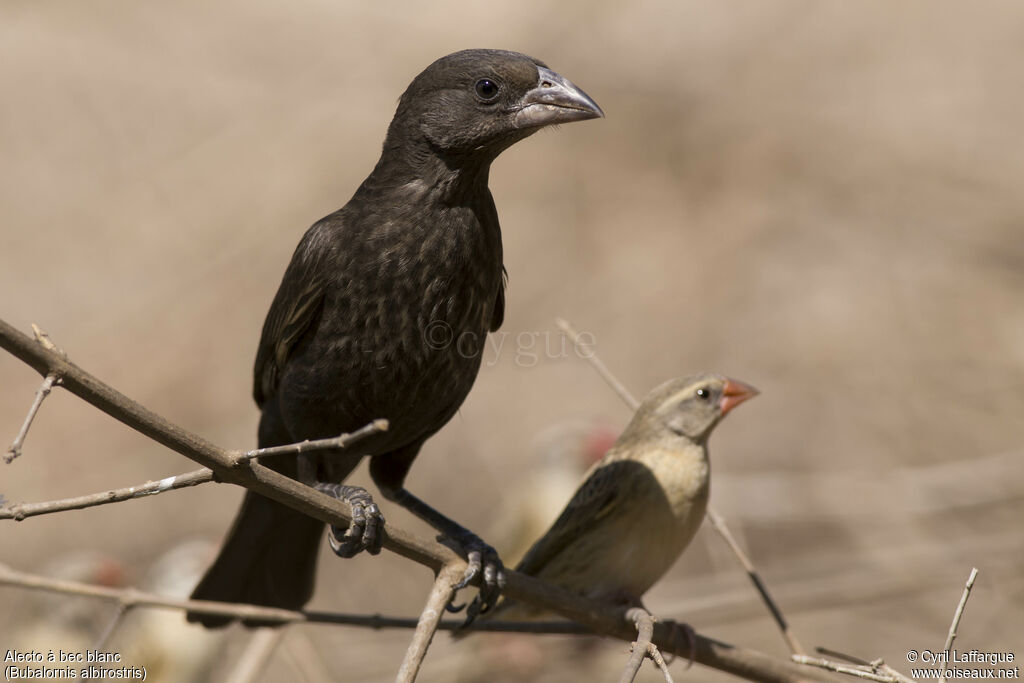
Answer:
[314, 483, 385, 557]
[296, 454, 385, 558]
[380, 486, 504, 622]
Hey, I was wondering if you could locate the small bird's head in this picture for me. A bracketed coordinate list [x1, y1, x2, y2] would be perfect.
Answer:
[387, 49, 603, 164]
[632, 374, 759, 444]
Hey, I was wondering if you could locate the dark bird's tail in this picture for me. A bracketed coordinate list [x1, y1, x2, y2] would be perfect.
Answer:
[187, 491, 324, 627]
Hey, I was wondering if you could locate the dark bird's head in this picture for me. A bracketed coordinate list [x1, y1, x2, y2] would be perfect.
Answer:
[381, 49, 602, 169]
[628, 374, 759, 444]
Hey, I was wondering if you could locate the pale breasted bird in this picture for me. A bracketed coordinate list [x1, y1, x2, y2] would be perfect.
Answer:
[484, 374, 758, 620]
[488, 420, 617, 568]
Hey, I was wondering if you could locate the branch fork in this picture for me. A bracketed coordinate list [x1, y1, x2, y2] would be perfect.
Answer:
[620, 607, 675, 683]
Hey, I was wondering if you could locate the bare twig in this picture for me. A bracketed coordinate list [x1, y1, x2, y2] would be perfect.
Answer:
[792, 656, 893, 683]
[707, 509, 805, 655]
[397, 563, 465, 683]
[620, 607, 674, 683]
[620, 607, 656, 683]
[280, 632, 335, 683]
[0, 318, 833, 683]
[0, 468, 214, 520]
[871, 660, 917, 683]
[5, 372, 58, 463]
[439, 619, 586, 634]
[793, 655, 919, 683]
[558, 316, 805, 656]
[0, 561, 302, 624]
[94, 602, 130, 650]
[649, 646, 676, 683]
[0, 421, 386, 521]
[225, 628, 287, 683]
[31, 323, 66, 356]
[939, 567, 979, 683]
[0, 559, 586, 633]
[237, 419, 389, 462]
[5, 326, 68, 463]
[556, 318, 639, 410]
[814, 648, 872, 667]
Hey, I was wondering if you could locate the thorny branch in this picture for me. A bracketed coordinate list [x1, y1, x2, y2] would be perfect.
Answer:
[557, 316, 806, 656]
[0, 318, 836, 683]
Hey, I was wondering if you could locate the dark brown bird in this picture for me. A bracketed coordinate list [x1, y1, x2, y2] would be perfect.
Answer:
[478, 374, 757, 622]
[187, 49, 602, 626]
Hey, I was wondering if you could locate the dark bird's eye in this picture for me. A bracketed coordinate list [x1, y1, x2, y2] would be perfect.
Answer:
[695, 387, 710, 400]
[474, 79, 500, 101]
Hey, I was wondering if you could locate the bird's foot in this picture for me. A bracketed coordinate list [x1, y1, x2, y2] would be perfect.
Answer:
[663, 619, 697, 669]
[315, 483, 385, 557]
[443, 530, 505, 626]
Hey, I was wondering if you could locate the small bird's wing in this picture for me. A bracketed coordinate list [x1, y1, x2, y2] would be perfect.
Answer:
[514, 458, 623, 577]
[253, 225, 330, 407]
[489, 266, 507, 332]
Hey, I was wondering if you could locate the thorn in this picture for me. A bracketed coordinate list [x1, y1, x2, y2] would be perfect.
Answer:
[31, 324, 67, 359]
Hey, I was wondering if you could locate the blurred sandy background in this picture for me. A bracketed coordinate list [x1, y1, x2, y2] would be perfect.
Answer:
[2, 1, 1023, 681]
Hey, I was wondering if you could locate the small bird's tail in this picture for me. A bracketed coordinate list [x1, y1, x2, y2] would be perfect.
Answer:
[187, 491, 324, 628]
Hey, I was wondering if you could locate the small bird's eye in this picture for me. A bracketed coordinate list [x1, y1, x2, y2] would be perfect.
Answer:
[475, 79, 500, 101]
[695, 387, 710, 400]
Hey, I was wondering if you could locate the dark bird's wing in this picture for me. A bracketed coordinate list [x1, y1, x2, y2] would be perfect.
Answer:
[490, 266, 507, 332]
[514, 458, 623, 577]
[253, 224, 331, 406]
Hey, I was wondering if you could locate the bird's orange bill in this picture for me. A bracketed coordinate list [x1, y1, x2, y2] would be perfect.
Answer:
[719, 378, 759, 415]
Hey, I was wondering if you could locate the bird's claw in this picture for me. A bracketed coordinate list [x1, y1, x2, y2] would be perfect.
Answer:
[664, 619, 697, 669]
[444, 532, 505, 626]
[316, 484, 385, 558]
[445, 599, 467, 614]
